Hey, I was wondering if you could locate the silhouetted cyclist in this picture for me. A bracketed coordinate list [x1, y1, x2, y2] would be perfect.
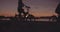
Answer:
[18, 0, 25, 17]
[18, 0, 30, 18]
[55, 3, 60, 23]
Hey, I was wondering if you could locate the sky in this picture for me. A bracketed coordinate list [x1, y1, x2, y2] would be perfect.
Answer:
[0, 0, 60, 17]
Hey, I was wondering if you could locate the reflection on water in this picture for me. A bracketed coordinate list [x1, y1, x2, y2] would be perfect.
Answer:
[0, 18, 10, 20]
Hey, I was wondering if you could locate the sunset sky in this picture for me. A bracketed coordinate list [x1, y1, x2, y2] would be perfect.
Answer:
[0, 0, 60, 17]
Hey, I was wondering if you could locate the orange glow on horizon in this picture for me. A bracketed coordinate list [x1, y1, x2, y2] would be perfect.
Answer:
[0, 10, 57, 17]
[0, 12, 57, 17]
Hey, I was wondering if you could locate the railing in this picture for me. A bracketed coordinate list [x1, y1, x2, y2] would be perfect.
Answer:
[23, 18, 57, 22]
[0, 17, 57, 22]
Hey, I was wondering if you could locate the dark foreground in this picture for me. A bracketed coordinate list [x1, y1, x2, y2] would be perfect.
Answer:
[0, 20, 60, 32]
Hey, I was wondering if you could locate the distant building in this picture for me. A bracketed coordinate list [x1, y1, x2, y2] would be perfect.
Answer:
[0, 16, 5, 19]
[0, 16, 10, 20]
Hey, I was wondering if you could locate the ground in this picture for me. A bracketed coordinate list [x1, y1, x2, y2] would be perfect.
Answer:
[0, 20, 60, 32]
